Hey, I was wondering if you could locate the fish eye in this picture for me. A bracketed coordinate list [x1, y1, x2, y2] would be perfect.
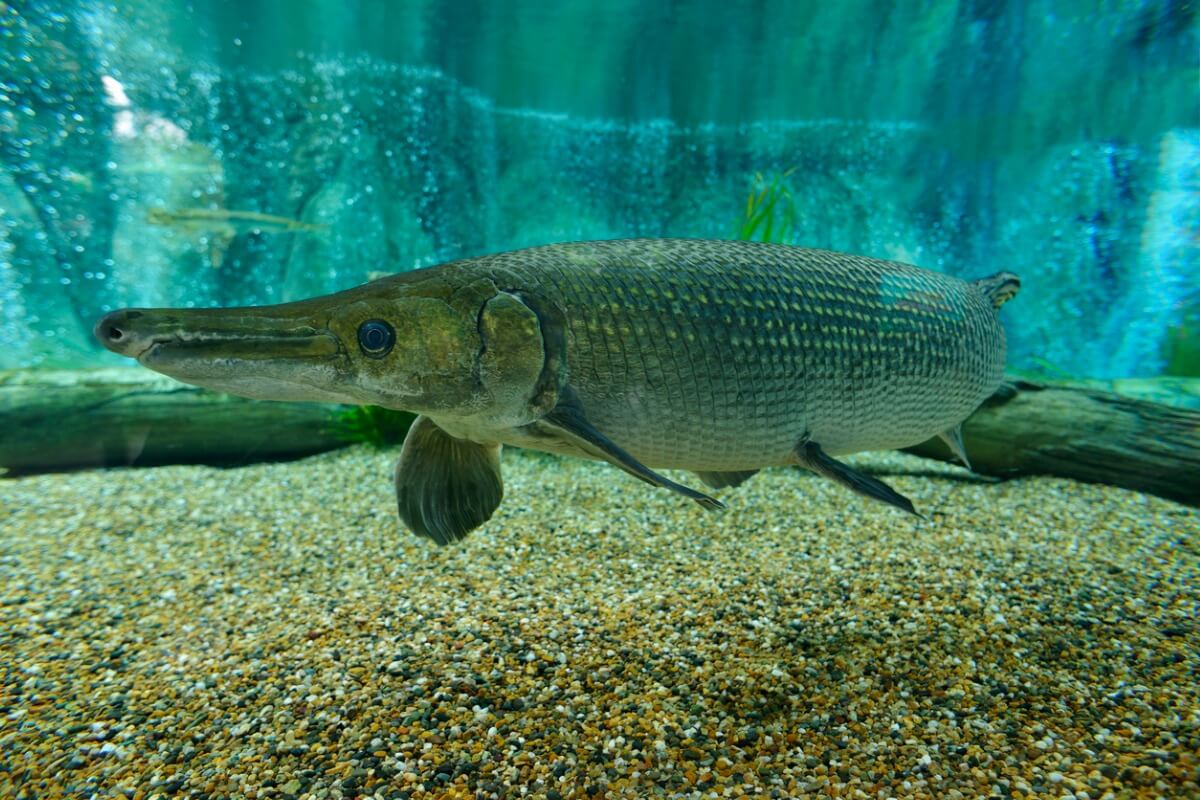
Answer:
[356, 319, 395, 357]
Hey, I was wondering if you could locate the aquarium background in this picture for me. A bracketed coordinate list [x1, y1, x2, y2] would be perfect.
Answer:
[1, 0, 1197, 377]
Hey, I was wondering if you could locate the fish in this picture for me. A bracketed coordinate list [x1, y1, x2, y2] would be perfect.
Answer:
[94, 238, 1019, 545]
[146, 207, 326, 235]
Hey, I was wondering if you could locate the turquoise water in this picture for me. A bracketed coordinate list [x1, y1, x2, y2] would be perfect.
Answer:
[1, 1, 1197, 376]
[2, 6, 1199, 798]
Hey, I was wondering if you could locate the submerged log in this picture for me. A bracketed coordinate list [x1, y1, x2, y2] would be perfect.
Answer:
[905, 380, 1200, 506]
[2, 369, 1197, 507]
[0, 367, 348, 474]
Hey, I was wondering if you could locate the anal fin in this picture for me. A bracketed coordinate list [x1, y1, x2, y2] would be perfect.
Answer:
[395, 415, 504, 545]
[540, 387, 724, 511]
[695, 469, 759, 489]
[938, 425, 972, 470]
[794, 438, 919, 516]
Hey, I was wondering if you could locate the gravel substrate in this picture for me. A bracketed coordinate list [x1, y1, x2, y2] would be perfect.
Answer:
[1, 447, 1197, 799]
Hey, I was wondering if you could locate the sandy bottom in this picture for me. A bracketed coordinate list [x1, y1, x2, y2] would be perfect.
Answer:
[1, 447, 1197, 799]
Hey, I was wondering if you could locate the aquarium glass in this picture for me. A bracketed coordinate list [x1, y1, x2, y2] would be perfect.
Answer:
[3, 4, 1200, 800]
[2, 0, 1197, 377]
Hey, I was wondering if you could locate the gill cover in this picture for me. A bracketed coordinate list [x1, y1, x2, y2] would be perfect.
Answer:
[473, 288, 566, 424]
[478, 291, 544, 413]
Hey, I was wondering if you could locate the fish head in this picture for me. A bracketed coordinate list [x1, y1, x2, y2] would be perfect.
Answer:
[145, 207, 174, 226]
[322, 287, 483, 412]
[93, 279, 486, 414]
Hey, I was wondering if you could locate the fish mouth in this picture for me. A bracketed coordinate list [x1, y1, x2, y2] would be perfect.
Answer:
[137, 330, 342, 365]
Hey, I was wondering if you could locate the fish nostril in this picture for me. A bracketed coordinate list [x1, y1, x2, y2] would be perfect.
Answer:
[94, 311, 138, 352]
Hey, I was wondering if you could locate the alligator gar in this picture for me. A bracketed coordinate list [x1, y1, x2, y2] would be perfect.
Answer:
[146, 207, 326, 235]
[94, 239, 1019, 545]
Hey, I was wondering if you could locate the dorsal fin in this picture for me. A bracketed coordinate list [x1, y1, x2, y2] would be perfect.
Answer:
[973, 272, 1021, 308]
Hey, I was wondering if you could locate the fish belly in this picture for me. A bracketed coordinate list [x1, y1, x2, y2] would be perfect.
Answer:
[574, 365, 990, 470]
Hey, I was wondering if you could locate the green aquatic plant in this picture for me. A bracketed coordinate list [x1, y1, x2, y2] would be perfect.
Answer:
[328, 405, 414, 448]
[1019, 355, 1081, 382]
[1164, 304, 1200, 377]
[733, 169, 796, 243]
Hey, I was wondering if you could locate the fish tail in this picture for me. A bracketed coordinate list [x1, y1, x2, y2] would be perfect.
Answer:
[973, 272, 1021, 308]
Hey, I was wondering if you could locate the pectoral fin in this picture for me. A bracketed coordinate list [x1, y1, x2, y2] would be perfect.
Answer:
[539, 387, 724, 511]
[794, 438, 918, 516]
[395, 415, 504, 545]
[695, 469, 759, 489]
[938, 425, 972, 470]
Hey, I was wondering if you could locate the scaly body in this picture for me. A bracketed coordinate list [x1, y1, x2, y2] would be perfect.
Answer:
[95, 239, 1018, 544]
[431, 240, 1008, 468]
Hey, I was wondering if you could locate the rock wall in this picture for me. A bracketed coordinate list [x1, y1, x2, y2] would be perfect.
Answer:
[1, 1, 1195, 377]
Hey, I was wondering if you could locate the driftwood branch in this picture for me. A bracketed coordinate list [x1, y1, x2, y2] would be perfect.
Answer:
[0, 368, 347, 474]
[2, 370, 1197, 508]
[905, 380, 1200, 506]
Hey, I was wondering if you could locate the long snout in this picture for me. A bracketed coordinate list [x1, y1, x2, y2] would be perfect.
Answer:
[93, 305, 350, 403]
[95, 307, 342, 361]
